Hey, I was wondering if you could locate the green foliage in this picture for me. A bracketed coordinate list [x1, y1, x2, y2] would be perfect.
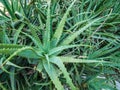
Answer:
[0, 0, 120, 90]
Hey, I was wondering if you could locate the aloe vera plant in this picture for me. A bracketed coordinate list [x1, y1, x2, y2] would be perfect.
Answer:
[0, 0, 120, 90]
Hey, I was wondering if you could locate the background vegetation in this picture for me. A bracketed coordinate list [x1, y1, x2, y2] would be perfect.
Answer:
[0, 0, 120, 90]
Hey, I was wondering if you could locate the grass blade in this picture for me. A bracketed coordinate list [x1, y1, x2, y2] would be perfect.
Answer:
[0, 0, 15, 18]
[61, 17, 101, 45]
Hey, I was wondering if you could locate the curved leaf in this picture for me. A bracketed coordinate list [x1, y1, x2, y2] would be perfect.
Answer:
[50, 56, 78, 90]
[43, 60, 64, 90]
[51, 0, 77, 46]
[61, 17, 102, 45]
[49, 44, 90, 55]
[0, 46, 41, 68]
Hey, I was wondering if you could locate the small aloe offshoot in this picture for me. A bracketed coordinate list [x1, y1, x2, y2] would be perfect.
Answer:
[0, 0, 109, 90]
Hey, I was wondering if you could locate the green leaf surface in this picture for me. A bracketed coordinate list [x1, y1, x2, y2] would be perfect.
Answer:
[0, 46, 41, 68]
[14, 24, 24, 44]
[0, 44, 41, 58]
[61, 18, 102, 45]
[28, 24, 43, 50]
[49, 44, 90, 55]
[43, 60, 64, 90]
[0, 16, 10, 24]
[52, 0, 77, 46]
[10, 68, 15, 90]
[50, 56, 78, 90]
[0, 0, 15, 18]
[43, 2, 51, 51]
[36, 60, 43, 72]
[59, 56, 108, 63]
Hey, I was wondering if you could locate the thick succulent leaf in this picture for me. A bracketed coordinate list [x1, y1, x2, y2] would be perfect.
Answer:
[49, 44, 90, 55]
[0, 46, 42, 68]
[0, 48, 18, 54]
[59, 56, 108, 63]
[0, 48, 41, 59]
[43, 60, 64, 90]
[28, 24, 43, 50]
[0, 44, 41, 58]
[50, 56, 78, 90]
[36, 60, 43, 72]
[43, 2, 51, 51]
[18, 49, 41, 58]
[14, 24, 24, 44]
[21, 31, 43, 51]
[19, 49, 40, 59]
[10, 68, 15, 90]
[0, 44, 24, 48]
[51, 0, 77, 46]
[0, 25, 11, 43]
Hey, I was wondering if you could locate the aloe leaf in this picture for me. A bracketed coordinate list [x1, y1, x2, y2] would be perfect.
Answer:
[28, 24, 43, 50]
[0, 44, 24, 48]
[0, 46, 41, 68]
[0, 48, 18, 55]
[59, 56, 108, 63]
[43, 1, 51, 51]
[51, 0, 77, 46]
[50, 57, 78, 90]
[61, 17, 102, 45]
[36, 60, 43, 72]
[0, 44, 25, 56]
[21, 31, 43, 51]
[43, 60, 64, 90]
[10, 68, 15, 90]
[1, 25, 11, 43]
[49, 44, 90, 55]
[18, 49, 42, 59]
[14, 24, 24, 44]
